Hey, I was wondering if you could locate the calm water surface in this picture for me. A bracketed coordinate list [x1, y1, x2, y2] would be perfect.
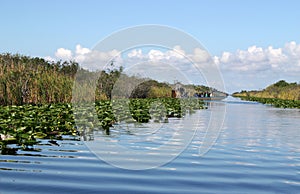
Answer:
[1, 97, 299, 193]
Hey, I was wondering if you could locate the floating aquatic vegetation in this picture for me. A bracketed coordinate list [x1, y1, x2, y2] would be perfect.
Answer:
[0, 98, 205, 154]
[238, 96, 300, 109]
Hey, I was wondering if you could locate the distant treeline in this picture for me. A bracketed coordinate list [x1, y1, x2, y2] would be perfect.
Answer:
[0, 53, 214, 106]
[233, 80, 300, 101]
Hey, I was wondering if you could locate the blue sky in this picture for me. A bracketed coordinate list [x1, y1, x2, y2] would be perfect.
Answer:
[1, 0, 300, 92]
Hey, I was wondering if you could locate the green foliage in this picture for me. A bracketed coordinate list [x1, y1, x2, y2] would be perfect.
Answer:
[130, 80, 172, 98]
[96, 66, 123, 99]
[273, 80, 290, 87]
[238, 96, 300, 109]
[233, 80, 300, 108]
[148, 86, 172, 98]
[0, 53, 78, 105]
[0, 98, 205, 154]
[0, 103, 76, 154]
[194, 85, 210, 93]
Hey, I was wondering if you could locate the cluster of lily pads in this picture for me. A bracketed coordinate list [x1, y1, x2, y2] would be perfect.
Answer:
[0, 98, 205, 154]
[239, 96, 300, 109]
[0, 103, 77, 154]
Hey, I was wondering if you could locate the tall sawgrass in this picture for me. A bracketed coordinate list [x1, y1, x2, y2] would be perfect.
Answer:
[0, 53, 78, 105]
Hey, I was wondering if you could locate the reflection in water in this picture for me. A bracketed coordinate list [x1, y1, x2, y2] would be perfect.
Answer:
[228, 98, 300, 152]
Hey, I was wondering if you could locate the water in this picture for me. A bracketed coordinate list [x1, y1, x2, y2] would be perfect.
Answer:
[1, 97, 300, 193]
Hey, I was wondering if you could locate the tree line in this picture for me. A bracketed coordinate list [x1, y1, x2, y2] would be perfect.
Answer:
[0, 53, 175, 106]
[233, 80, 300, 101]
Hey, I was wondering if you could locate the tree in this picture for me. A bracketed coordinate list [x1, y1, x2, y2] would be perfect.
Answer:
[273, 80, 289, 87]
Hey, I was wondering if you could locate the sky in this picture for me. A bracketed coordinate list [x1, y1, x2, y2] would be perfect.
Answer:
[1, 0, 300, 93]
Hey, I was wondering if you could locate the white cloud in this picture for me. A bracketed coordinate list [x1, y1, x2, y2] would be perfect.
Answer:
[284, 41, 300, 58]
[266, 46, 287, 65]
[168, 45, 185, 59]
[71, 44, 91, 64]
[115, 46, 210, 86]
[79, 49, 122, 70]
[75, 44, 90, 55]
[215, 41, 300, 92]
[219, 52, 232, 63]
[191, 48, 211, 63]
[127, 49, 143, 58]
[217, 41, 300, 75]
[51, 45, 207, 72]
[54, 45, 121, 70]
[123, 46, 191, 66]
[47, 41, 300, 93]
[55, 48, 73, 60]
[148, 49, 165, 61]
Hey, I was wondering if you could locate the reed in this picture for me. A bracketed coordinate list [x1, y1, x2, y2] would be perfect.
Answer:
[0, 53, 78, 105]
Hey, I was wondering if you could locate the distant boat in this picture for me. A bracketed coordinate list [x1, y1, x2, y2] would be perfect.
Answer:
[171, 81, 228, 100]
[194, 91, 228, 101]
